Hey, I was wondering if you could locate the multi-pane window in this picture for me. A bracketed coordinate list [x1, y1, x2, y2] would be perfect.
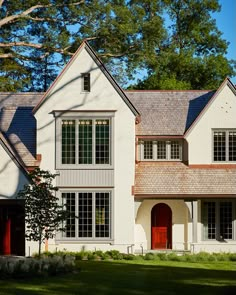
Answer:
[61, 118, 110, 165]
[213, 130, 236, 162]
[202, 201, 234, 240]
[203, 202, 216, 239]
[62, 191, 111, 239]
[62, 120, 76, 164]
[144, 141, 153, 159]
[220, 202, 233, 239]
[157, 141, 166, 159]
[170, 141, 181, 160]
[81, 73, 90, 92]
[63, 192, 76, 237]
[141, 140, 182, 161]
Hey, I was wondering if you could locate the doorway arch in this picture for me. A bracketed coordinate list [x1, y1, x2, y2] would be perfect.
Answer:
[151, 203, 172, 249]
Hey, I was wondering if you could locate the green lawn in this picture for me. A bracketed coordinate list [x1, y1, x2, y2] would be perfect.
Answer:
[0, 260, 236, 295]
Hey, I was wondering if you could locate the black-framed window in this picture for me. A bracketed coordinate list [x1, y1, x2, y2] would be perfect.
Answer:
[213, 130, 236, 162]
[202, 201, 234, 240]
[61, 118, 110, 165]
[62, 191, 111, 239]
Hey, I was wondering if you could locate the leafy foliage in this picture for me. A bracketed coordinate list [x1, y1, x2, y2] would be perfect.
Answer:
[0, 0, 235, 91]
[17, 168, 68, 256]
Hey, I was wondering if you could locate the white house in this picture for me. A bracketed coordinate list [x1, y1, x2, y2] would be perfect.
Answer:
[0, 42, 235, 255]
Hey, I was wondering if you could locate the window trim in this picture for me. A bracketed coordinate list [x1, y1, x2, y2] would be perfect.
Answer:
[55, 112, 114, 169]
[201, 200, 235, 241]
[212, 129, 236, 163]
[140, 140, 183, 161]
[57, 189, 113, 242]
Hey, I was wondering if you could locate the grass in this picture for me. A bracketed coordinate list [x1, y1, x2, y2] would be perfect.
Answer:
[0, 260, 236, 295]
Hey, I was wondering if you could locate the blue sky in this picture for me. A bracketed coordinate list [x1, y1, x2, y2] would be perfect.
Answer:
[213, 0, 236, 83]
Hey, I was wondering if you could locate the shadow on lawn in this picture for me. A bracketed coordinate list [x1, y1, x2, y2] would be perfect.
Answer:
[0, 261, 236, 295]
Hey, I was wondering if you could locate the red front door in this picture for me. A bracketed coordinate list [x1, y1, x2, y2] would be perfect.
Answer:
[0, 202, 25, 256]
[151, 203, 172, 249]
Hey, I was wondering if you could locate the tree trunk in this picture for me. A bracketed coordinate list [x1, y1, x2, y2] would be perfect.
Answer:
[38, 231, 42, 257]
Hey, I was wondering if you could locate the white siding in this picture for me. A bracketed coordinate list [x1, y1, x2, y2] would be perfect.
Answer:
[186, 84, 236, 164]
[33, 45, 136, 253]
[56, 169, 114, 187]
[0, 143, 28, 199]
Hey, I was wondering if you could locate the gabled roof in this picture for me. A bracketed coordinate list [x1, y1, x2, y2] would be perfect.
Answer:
[126, 90, 215, 136]
[0, 93, 43, 167]
[0, 92, 43, 108]
[184, 77, 236, 136]
[32, 41, 139, 116]
[0, 131, 29, 178]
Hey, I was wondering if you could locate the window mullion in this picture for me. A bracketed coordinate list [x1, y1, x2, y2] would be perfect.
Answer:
[153, 141, 157, 160]
[92, 192, 96, 238]
[93, 119, 96, 165]
[226, 130, 229, 162]
[216, 202, 220, 240]
[166, 141, 170, 160]
[75, 193, 78, 238]
[75, 120, 79, 164]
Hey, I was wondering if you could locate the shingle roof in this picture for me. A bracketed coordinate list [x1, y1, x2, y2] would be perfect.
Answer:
[0, 93, 43, 167]
[135, 162, 236, 196]
[0, 92, 42, 108]
[0, 131, 29, 177]
[125, 90, 215, 135]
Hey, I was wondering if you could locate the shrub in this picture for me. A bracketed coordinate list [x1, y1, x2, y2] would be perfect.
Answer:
[105, 250, 123, 260]
[229, 254, 236, 261]
[123, 254, 138, 260]
[144, 253, 160, 261]
[156, 253, 168, 261]
[167, 253, 183, 262]
[0, 255, 76, 279]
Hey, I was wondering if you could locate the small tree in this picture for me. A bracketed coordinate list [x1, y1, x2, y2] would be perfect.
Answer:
[18, 168, 68, 257]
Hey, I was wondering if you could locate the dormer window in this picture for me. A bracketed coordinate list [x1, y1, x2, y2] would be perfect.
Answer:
[82, 73, 90, 92]
[141, 140, 182, 161]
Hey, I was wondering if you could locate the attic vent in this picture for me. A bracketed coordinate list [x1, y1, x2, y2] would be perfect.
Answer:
[82, 73, 90, 92]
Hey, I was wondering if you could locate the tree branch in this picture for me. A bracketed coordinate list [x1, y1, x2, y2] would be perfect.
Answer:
[0, 53, 14, 58]
[0, 1, 84, 27]
[0, 41, 74, 55]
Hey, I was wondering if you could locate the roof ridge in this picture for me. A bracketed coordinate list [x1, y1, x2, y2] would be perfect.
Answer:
[124, 89, 213, 93]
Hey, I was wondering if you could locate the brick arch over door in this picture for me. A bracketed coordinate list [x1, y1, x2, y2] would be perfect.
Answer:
[151, 203, 172, 249]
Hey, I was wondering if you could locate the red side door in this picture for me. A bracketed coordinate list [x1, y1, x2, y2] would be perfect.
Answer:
[151, 203, 172, 249]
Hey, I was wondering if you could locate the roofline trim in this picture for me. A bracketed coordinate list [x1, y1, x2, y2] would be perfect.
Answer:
[125, 89, 212, 93]
[0, 132, 30, 179]
[134, 194, 236, 200]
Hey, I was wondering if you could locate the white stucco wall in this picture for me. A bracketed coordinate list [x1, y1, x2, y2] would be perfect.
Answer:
[186, 84, 236, 164]
[135, 200, 189, 251]
[0, 143, 29, 199]
[31, 45, 136, 254]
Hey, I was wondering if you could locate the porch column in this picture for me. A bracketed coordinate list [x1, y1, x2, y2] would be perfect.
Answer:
[192, 201, 198, 243]
[185, 200, 198, 243]
[134, 200, 142, 220]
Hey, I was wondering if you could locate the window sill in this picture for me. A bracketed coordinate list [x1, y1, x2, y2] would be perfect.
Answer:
[56, 239, 114, 244]
[56, 164, 114, 170]
[198, 240, 236, 243]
